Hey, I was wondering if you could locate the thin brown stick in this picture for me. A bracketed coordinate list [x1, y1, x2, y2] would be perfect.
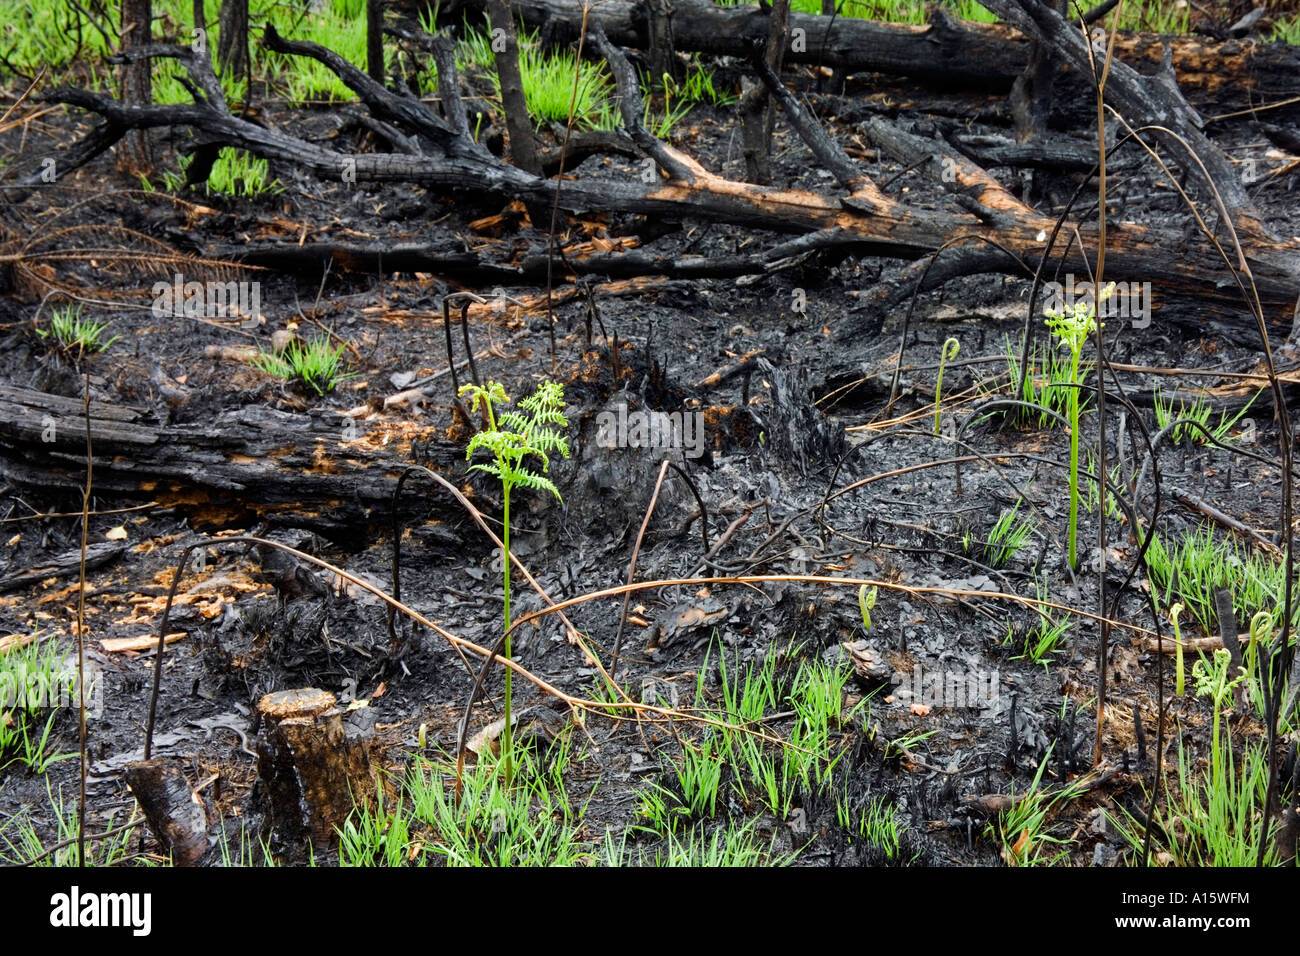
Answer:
[76, 375, 91, 869]
[612, 458, 671, 670]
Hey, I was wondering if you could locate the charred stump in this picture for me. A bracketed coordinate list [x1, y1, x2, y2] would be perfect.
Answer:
[254, 688, 377, 849]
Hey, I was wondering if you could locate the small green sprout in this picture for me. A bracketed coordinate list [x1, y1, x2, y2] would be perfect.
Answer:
[36, 304, 119, 357]
[858, 584, 877, 634]
[249, 333, 351, 396]
[1170, 602, 1186, 696]
[934, 336, 960, 436]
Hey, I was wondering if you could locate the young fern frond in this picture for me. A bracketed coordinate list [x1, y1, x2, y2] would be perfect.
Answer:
[512, 472, 562, 498]
[458, 380, 570, 782]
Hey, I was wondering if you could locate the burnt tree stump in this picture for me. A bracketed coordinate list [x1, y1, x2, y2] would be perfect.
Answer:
[123, 760, 210, 866]
[255, 688, 377, 849]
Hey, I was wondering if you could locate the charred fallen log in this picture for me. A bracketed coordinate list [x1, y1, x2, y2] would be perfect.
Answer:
[442, 0, 1300, 110]
[0, 383, 456, 533]
[18, 11, 1300, 369]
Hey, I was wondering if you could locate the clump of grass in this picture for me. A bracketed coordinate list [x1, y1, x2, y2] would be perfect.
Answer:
[249, 333, 351, 396]
[1005, 576, 1070, 669]
[453, 19, 613, 129]
[987, 747, 1087, 866]
[407, 746, 590, 866]
[265, 0, 375, 102]
[520, 38, 612, 127]
[665, 58, 736, 108]
[0, 637, 80, 774]
[984, 499, 1035, 568]
[647, 638, 864, 830]
[36, 304, 119, 356]
[640, 735, 725, 832]
[1273, 16, 1300, 44]
[1112, 649, 1280, 866]
[153, 149, 282, 197]
[1153, 387, 1258, 446]
[1144, 525, 1294, 636]
[985, 333, 1087, 428]
[602, 819, 796, 866]
[835, 791, 915, 862]
[338, 787, 413, 867]
[0, 781, 137, 866]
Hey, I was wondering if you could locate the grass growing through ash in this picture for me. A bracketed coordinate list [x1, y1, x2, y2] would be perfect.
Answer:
[265, 0, 379, 103]
[1003, 577, 1070, 670]
[602, 818, 793, 866]
[148, 148, 284, 198]
[0, 781, 137, 866]
[450, 13, 730, 135]
[0, 636, 78, 774]
[36, 304, 119, 357]
[987, 747, 1088, 866]
[1152, 735, 1278, 866]
[732, 0, 1200, 34]
[249, 333, 352, 396]
[835, 791, 914, 862]
[1109, 649, 1286, 866]
[1274, 16, 1300, 45]
[980, 333, 1088, 428]
[451, 19, 614, 129]
[983, 499, 1035, 568]
[637, 638, 871, 859]
[216, 815, 280, 867]
[403, 738, 591, 866]
[1144, 524, 1298, 637]
[1152, 387, 1258, 446]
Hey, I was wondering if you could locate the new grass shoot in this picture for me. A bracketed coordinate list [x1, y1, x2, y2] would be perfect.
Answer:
[1153, 387, 1258, 447]
[250, 333, 352, 396]
[0, 636, 78, 774]
[0, 781, 135, 866]
[152, 149, 283, 198]
[1114, 648, 1281, 866]
[1143, 524, 1298, 636]
[835, 791, 913, 861]
[36, 304, 119, 357]
[1006, 576, 1070, 669]
[984, 499, 1035, 568]
[987, 746, 1087, 866]
[987, 332, 1087, 428]
[406, 744, 590, 865]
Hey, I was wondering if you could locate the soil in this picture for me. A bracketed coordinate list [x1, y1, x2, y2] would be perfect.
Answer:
[0, 12, 1298, 868]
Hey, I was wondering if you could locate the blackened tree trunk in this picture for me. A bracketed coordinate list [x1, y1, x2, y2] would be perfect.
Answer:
[487, 0, 540, 175]
[646, 0, 681, 85]
[1009, 0, 1063, 144]
[118, 0, 153, 174]
[819, 0, 844, 93]
[366, 0, 385, 84]
[216, 0, 250, 85]
[739, 0, 789, 184]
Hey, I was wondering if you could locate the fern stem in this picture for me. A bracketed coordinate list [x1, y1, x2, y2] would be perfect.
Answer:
[501, 482, 513, 783]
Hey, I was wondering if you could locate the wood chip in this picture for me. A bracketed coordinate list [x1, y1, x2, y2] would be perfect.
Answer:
[101, 632, 186, 653]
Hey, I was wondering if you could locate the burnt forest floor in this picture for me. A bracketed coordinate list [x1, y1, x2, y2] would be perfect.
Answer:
[1, 21, 1299, 869]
